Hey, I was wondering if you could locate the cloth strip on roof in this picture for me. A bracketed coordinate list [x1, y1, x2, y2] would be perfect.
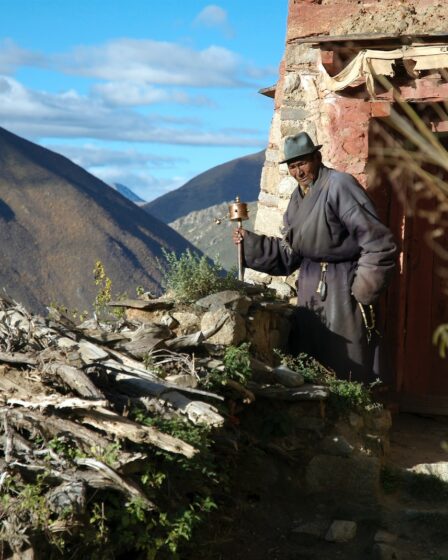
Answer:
[320, 45, 448, 96]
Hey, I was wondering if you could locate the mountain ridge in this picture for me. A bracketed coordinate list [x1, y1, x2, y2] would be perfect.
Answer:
[0, 126, 196, 313]
[144, 151, 264, 223]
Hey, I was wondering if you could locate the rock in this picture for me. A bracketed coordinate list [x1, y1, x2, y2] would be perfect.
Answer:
[243, 268, 272, 286]
[296, 416, 325, 434]
[272, 364, 304, 387]
[365, 409, 392, 433]
[200, 306, 246, 346]
[11, 549, 35, 560]
[325, 520, 357, 542]
[195, 291, 251, 315]
[246, 307, 292, 364]
[372, 543, 402, 560]
[109, 298, 174, 311]
[364, 433, 389, 457]
[319, 435, 354, 457]
[408, 461, 448, 483]
[171, 311, 200, 334]
[125, 308, 159, 323]
[292, 519, 328, 538]
[46, 481, 86, 515]
[159, 314, 179, 329]
[165, 374, 198, 389]
[349, 412, 364, 431]
[306, 455, 381, 511]
[248, 383, 329, 401]
[268, 280, 296, 300]
[374, 530, 398, 544]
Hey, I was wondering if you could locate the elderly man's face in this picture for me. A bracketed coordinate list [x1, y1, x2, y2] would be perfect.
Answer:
[287, 152, 319, 187]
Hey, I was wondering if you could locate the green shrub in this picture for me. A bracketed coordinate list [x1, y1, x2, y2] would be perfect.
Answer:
[274, 349, 380, 414]
[204, 343, 252, 390]
[159, 249, 239, 303]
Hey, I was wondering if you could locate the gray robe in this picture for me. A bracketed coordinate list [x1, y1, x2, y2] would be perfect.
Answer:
[244, 165, 397, 382]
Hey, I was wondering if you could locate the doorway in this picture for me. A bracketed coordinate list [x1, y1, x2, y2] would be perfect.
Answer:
[368, 117, 448, 413]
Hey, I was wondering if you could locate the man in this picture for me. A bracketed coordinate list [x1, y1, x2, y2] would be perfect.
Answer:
[233, 132, 397, 382]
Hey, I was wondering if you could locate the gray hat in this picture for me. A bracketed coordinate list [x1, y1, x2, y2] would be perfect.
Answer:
[279, 132, 322, 164]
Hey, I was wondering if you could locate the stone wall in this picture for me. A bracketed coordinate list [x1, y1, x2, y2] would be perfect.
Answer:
[253, 0, 446, 243]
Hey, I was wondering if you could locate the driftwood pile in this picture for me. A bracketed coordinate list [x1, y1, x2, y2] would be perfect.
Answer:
[0, 293, 329, 558]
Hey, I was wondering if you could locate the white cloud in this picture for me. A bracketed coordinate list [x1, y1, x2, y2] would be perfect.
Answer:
[54, 39, 263, 87]
[0, 39, 45, 74]
[87, 165, 187, 201]
[194, 5, 228, 27]
[92, 81, 214, 107]
[0, 76, 265, 147]
[45, 144, 181, 168]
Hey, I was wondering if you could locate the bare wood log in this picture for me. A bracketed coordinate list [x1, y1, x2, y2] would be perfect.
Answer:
[160, 391, 224, 427]
[77, 340, 109, 364]
[79, 329, 129, 344]
[7, 396, 109, 411]
[100, 357, 223, 400]
[112, 372, 225, 426]
[70, 407, 197, 458]
[75, 457, 155, 509]
[44, 362, 106, 399]
[1, 407, 114, 451]
[7, 460, 154, 509]
[114, 328, 169, 359]
[0, 352, 37, 366]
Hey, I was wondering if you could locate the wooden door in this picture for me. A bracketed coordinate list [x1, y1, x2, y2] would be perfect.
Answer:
[368, 120, 448, 414]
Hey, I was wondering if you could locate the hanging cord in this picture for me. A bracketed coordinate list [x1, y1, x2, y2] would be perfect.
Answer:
[358, 303, 380, 343]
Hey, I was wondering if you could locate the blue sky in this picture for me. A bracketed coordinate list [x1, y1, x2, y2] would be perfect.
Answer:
[0, 1, 287, 201]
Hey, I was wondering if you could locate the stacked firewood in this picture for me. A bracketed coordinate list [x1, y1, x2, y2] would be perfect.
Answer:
[0, 294, 329, 558]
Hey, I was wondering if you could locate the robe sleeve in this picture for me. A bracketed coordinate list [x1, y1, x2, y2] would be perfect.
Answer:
[333, 176, 397, 305]
[243, 230, 302, 276]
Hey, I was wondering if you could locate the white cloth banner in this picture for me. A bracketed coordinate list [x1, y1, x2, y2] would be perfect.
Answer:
[321, 45, 448, 96]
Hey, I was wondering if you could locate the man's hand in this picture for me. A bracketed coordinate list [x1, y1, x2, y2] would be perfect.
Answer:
[233, 227, 246, 245]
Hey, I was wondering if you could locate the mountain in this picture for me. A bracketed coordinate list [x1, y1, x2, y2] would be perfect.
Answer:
[0, 127, 197, 314]
[169, 201, 257, 271]
[112, 183, 146, 204]
[144, 151, 264, 223]
[143, 151, 264, 269]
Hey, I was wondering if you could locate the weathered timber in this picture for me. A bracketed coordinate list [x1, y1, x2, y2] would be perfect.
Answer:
[1, 407, 113, 452]
[44, 362, 105, 399]
[100, 357, 223, 400]
[111, 372, 225, 426]
[6, 396, 109, 411]
[75, 458, 155, 509]
[0, 352, 37, 366]
[69, 406, 197, 457]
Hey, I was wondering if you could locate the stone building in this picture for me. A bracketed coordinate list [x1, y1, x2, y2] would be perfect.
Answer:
[254, 0, 448, 413]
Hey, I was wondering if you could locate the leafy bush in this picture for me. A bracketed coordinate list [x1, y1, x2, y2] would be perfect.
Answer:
[159, 249, 239, 303]
[204, 343, 252, 390]
[274, 349, 380, 414]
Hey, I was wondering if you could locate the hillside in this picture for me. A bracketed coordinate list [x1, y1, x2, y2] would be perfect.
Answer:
[144, 151, 264, 269]
[0, 127, 196, 313]
[144, 151, 264, 223]
[169, 201, 257, 271]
